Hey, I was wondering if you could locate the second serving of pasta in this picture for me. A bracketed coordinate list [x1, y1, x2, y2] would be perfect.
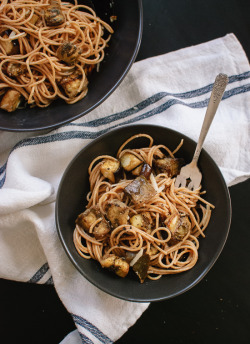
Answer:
[0, 0, 113, 112]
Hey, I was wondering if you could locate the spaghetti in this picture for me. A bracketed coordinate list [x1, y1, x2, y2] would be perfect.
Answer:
[73, 134, 214, 283]
[0, 0, 113, 111]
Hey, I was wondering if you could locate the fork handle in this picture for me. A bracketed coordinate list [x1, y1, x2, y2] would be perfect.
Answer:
[192, 73, 229, 163]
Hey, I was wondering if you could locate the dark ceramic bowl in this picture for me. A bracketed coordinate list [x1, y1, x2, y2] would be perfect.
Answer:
[56, 124, 231, 302]
[0, 0, 142, 132]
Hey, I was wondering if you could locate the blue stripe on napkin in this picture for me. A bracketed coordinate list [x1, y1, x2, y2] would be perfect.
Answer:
[44, 276, 54, 285]
[0, 80, 245, 152]
[0, 81, 249, 154]
[0, 162, 6, 174]
[65, 70, 250, 128]
[72, 314, 113, 344]
[78, 332, 95, 344]
[28, 263, 49, 283]
[0, 176, 5, 188]
[0, 72, 249, 189]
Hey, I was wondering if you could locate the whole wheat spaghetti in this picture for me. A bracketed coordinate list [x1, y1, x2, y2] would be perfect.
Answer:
[0, 0, 113, 111]
[73, 134, 214, 283]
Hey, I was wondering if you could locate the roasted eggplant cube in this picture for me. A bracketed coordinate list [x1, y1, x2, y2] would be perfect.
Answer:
[140, 163, 152, 179]
[100, 254, 116, 269]
[131, 163, 152, 178]
[6, 62, 26, 78]
[120, 153, 142, 172]
[76, 206, 110, 239]
[76, 206, 102, 231]
[176, 216, 191, 240]
[131, 164, 142, 176]
[166, 213, 179, 232]
[25, 10, 40, 25]
[1, 33, 19, 55]
[93, 219, 110, 240]
[154, 157, 184, 177]
[113, 257, 129, 277]
[60, 70, 88, 98]
[0, 89, 21, 112]
[106, 200, 129, 228]
[44, 0, 65, 26]
[132, 254, 150, 283]
[29, 13, 39, 25]
[167, 214, 191, 244]
[130, 212, 152, 230]
[130, 214, 144, 229]
[57, 42, 82, 65]
[125, 176, 156, 204]
[100, 254, 129, 278]
[100, 159, 120, 183]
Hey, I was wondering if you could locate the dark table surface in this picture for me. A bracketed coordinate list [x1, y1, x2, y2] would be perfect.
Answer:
[1, 0, 250, 343]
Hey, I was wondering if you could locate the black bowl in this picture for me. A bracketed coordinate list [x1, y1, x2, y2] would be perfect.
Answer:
[56, 124, 231, 302]
[0, 0, 142, 132]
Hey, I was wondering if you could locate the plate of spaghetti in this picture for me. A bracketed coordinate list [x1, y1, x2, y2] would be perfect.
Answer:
[0, 0, 142, 131]
[56, 124, 231, 302]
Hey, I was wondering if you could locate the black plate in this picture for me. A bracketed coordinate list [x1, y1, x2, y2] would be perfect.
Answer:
[0, 0, 142, 132]
[56, 124, 231, 302]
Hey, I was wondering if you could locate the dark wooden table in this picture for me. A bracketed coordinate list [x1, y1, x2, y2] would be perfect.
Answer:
[1, 0, 250, 343]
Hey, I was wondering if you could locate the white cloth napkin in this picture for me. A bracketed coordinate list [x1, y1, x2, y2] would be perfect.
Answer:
[0, 33, 249, 344]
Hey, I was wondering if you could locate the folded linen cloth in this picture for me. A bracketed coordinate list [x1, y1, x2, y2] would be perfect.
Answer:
[0, 33, 249, 344]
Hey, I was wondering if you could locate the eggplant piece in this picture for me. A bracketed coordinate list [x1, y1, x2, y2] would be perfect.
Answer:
[114, 258, 129, 278]
[166, 213, 179, 232]
[130, 211, 152, 230]
[1, 33, 19, 55]
[76, 206, 110, 239]
[100, 254, 129, 278]
[57, 42, 82, 65]
[130, 214, 144, 229]
[60, 70, 88, 98]
[154, 157, 184, 177]
[6, 62, 26, 78]
[106, 200, 129, 228]
[100, 158, 120, 183]
[44, 0, 65, 26]
[131, 163, 152, 179]
[140, 163, 152, 179]
[132, 254, 150, 283]
[131, 164, 142, 176]
[176, 216, 191, 240]
[92, 219, 110, 240]
[76, 206, 102, 230]
[120, 152, 142, 172]
[166, 214, 191, 245]
[0, 89, 21, 112]
[25, 10, 40, 25]
[29, 13, 39, 25]
[125, 176, 156, 204]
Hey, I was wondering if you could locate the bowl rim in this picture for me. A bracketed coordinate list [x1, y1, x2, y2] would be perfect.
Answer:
[55, 123, 232, 302]
[0, 0, 143, 132]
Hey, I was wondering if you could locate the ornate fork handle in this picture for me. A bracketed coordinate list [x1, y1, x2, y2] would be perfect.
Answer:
[193, 73, 229, 163]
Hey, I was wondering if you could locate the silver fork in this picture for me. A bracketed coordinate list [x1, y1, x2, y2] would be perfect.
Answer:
[175, 73, 229, 190]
